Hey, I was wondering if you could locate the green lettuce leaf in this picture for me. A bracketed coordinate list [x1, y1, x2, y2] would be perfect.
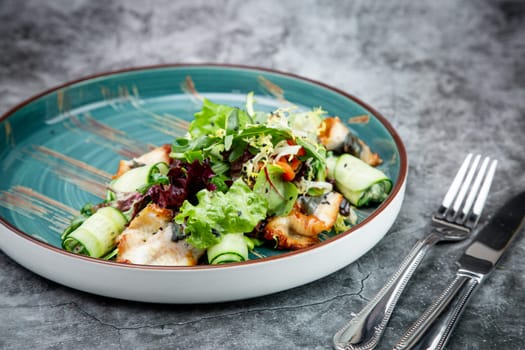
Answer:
[189, 98, 253, 138]
[175, 179, 267, 249]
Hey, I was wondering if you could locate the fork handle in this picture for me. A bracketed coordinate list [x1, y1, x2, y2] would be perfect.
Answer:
[392, 274, 479, 350]
[333, 234, 439, 350]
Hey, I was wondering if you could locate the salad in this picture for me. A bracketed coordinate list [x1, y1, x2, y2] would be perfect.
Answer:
[61, 94, 392, 266]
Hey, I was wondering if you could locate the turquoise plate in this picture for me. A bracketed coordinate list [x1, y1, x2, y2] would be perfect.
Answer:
[0, 65, 407, 303]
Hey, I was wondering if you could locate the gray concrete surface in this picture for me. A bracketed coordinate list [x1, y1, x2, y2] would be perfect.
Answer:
[1, 1, 524, 349]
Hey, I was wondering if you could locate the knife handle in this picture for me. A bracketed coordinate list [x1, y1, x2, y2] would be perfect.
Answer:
[333, 236, 439, 350]
[392, 274, 480, 350]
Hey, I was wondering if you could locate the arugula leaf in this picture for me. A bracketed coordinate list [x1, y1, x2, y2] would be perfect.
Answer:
[171, 135, 216, 162]
[175, 179, 267, 249]
[236, 124, 292, 141]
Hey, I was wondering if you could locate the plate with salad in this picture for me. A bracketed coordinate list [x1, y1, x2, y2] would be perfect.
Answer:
[0, 64, 407, 303]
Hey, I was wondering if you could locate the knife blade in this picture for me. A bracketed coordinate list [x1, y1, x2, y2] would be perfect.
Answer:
[457, 190, 525, 276]
[393, 191, 525, 350]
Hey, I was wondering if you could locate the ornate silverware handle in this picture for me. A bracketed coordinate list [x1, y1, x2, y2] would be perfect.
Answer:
[333, 234, 439, 350]
[393, 274, 479, 350]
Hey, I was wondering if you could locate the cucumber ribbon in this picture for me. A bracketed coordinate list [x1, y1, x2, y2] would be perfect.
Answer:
[62, 207, 128, 258]
[327, 154, 392, 207]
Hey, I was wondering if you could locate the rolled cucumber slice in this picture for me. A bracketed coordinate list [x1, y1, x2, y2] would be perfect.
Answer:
[111, 162, 169, 193]
[326, 155, 338, 179]
[327, 154, 392, 207]
[207, 233, 249, 264]
[62, 207, 128, 258]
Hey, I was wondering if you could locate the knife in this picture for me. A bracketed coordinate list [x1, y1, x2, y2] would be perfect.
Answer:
[393, 190, 525, 350]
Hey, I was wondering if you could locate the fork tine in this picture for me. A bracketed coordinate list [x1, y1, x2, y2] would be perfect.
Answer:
[435, 153, 473, 219]
[457, 156, 490, 223]
[450, 154, 481, 219]
[464, 159, 498, 229]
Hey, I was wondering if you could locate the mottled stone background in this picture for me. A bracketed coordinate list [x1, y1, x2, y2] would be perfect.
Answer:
[1, 1, 524, 349]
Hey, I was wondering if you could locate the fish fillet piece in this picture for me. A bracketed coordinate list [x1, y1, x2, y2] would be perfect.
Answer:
[318, 117, 349, 151]
[318, 117, 382, 166]
[265, 192, 344, 250]
[113, 144, 171, 178]
[117, 203, 204, 266]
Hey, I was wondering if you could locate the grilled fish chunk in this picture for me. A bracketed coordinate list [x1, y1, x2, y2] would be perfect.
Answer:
[318, 117, 382, 166]
[117, 203, 204, 266]
[113, 144, 172, 178]
[265, 191, 344, 250]
[264, 216, 319, 250]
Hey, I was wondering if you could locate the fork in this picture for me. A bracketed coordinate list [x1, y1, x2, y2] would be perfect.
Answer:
[332, 153, 497, 350]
